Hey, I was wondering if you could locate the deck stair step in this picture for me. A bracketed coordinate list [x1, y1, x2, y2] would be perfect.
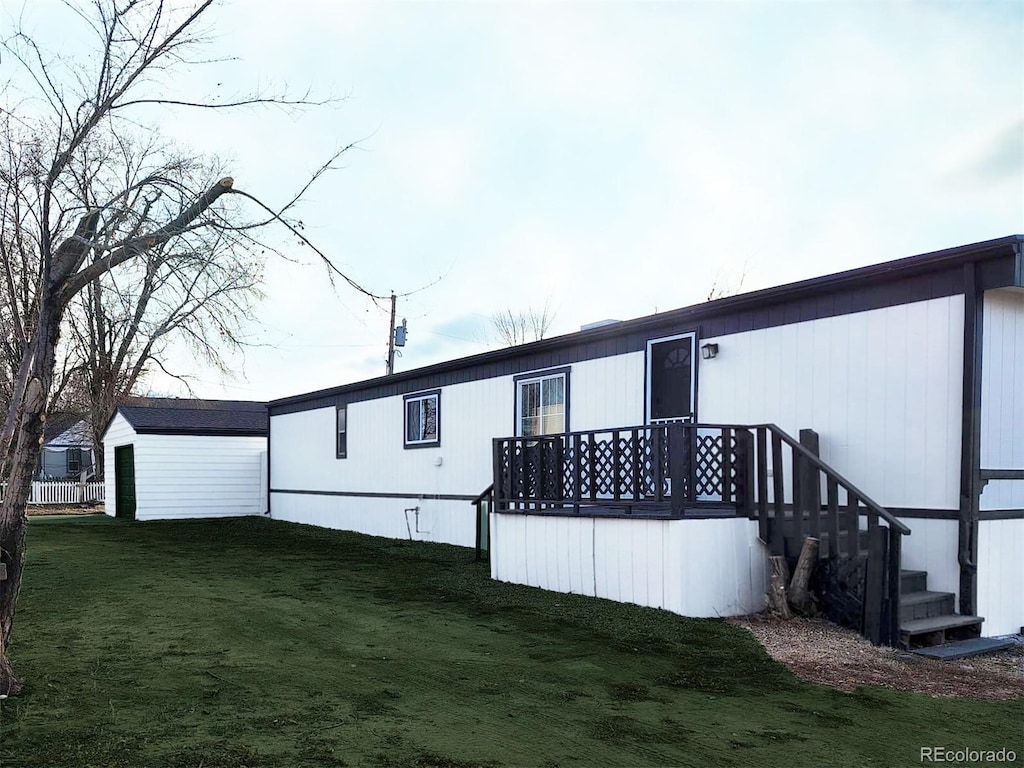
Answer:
[900, 614, 984, 648]
[900, 569, 928, 594]
[900, 590, 956, 621]
[897, 569, 984, 649]
[910, 637, 1016, 661]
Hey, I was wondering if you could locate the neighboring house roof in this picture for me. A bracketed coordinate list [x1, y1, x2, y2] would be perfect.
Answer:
[109, 398, 268, 437]
[43, 414, 93, 448]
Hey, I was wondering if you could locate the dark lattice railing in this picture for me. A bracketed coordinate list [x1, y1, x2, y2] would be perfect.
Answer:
[492, 423, 752, 515]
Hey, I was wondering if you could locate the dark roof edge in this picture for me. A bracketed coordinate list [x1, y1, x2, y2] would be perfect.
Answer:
[100, 404, 270, 439]
[133, 427, 268, 437]
[270, 234, 1023, 408]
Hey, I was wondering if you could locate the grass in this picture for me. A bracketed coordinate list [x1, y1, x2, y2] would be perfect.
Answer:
[0, 515, 1020, 768]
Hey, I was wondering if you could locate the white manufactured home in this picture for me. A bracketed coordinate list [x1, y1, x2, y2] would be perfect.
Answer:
[103, 399, 268, 521]
[269, 236, 1024, 646]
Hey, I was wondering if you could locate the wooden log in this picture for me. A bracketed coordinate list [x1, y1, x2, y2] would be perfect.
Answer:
[788, 536, 819, 614]
[768, 555, 792, 619]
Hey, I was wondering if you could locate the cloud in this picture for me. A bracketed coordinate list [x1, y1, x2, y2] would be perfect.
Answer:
[954, 121, 1024, 186]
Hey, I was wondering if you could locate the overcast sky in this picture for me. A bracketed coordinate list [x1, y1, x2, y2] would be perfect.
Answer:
[15, 1, 1024, 402]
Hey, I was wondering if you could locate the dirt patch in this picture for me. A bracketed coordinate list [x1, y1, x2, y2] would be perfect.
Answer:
[27, 504, 104, 517]
[730, 614, 1024, 700]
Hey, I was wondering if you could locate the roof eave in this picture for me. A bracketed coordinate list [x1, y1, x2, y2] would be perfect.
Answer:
[268, 235, 1023, 408]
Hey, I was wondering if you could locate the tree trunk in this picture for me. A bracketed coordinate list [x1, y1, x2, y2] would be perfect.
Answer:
[0, 291, 63, 696]
[788, 536, 819, 615]
[768, 555, 792, 620]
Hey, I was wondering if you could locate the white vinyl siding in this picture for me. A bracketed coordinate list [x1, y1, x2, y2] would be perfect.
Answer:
[489, 513, 766, 618]
[568, 352, 645, 431]
[976, 518, 1024, 636]
[270, 354, 646, 546]
[697, 295, 964, 511]
[979, 288, 1024, 511]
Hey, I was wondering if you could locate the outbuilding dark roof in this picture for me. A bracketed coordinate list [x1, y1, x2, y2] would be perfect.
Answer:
[114, 398, 268, 436]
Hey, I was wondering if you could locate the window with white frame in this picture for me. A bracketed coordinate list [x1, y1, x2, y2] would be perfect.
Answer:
[515, 369, 568, 437]
[404, 390, 440, 448]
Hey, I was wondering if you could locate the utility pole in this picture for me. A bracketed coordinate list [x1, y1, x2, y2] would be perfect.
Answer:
[386, 292, 397, 376]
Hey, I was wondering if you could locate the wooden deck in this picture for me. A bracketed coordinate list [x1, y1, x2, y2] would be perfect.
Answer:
[490, 422, 910, 646]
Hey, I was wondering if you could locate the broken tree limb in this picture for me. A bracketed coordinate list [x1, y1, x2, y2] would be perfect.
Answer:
[768, 555, 792, 619]
[788, 536, 819, 614]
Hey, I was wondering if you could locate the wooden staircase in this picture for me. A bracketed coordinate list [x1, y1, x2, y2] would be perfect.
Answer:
[899, 569, 983, 649]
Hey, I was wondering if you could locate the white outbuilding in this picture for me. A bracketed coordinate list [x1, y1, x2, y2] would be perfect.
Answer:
[102, 398, 268, 521]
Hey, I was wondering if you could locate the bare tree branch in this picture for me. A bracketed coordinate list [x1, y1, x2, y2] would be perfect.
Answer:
[0, 0, 378, 697]
[490, 300, 556, 347]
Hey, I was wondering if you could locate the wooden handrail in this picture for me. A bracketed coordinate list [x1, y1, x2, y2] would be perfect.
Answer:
[471, 483, 495, 505]
[759, 424, 910, 536]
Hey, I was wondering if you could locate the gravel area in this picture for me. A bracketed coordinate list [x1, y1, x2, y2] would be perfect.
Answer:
[730, 614, 1024, 700]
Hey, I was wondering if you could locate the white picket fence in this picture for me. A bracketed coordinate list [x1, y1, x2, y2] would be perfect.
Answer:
[0, 481, 105, 505]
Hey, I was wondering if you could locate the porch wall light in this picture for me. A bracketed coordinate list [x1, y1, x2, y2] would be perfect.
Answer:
[701, 343, 719, 360]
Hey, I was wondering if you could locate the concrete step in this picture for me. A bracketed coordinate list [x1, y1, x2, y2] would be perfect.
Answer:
[900, 590, 956, 621]
[900, 569, 928, 594]
[910, 636, 1016, 661]
[900, 614, 984, 649]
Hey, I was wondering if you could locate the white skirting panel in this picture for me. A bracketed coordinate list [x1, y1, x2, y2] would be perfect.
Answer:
[896, 518, 960, 604]
[977, 519, 1024, 637]
[270, 492, 475, 548]
[489, 514, 767, 618]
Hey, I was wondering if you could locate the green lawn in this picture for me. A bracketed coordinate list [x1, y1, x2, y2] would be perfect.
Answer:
[0, 516, 1020, 768]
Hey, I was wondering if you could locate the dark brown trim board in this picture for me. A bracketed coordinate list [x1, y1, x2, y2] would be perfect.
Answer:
[266, 411, 272, 515]
[889, 507, 960, 520]
[270, 489, 479, 502]
[132, 427, 268, 437]
[958, 262, 984, 617]
[978, 509, 1024, 521]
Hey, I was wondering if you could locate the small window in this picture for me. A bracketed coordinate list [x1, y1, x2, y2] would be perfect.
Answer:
[404, 390, 440, 448]
[515, 369, 569, 437]
[336, 405, 347, 459]
[67, 448, 82, 475]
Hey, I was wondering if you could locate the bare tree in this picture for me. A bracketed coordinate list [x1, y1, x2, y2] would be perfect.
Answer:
[705, 263, 749, 301]
[56, 141, 264, 478]
[490, 301, 556, 346]
[0, 0, 370, 695]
